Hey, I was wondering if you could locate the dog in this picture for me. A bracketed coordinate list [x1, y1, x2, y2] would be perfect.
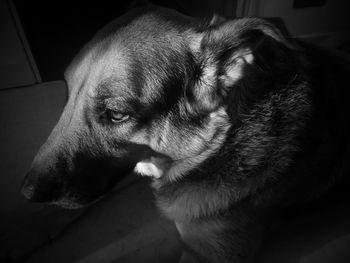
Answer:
[21, 6, 350, 263]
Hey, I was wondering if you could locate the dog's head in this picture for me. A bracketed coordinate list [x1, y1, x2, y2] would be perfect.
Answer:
[21, 7, 300, 208]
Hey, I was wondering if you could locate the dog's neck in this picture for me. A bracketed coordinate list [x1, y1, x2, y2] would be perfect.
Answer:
[152, 78, 311, 222]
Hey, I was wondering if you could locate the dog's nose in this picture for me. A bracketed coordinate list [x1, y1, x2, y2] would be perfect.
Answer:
[21, 170, 63, 202]
[21, 181, 35, 200]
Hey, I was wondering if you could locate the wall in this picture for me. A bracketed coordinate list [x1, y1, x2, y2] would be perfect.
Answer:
[238, 0, 350, 47]
[0, 0, 40, 89]
[260, 0, 350, 36]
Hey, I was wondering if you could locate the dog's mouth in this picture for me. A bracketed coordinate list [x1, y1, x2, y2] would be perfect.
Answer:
[49, 187, 112, 209]
[22, 144, 173, 209]
[51, 191, 106, 209]
[52, 157, 173, 209]
[22, 174, 130, 210]
[51, 196, 87, 209]
[21, 162, 137, 209]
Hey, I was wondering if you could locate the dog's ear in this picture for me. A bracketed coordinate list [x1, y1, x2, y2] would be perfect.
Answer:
[191, 18, 300, 112]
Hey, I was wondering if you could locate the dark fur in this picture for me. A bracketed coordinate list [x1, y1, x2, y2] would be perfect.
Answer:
[22, 7, 350, 263]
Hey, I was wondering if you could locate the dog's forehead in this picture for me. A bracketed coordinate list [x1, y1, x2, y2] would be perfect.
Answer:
[65, 8, 203, 108]
[64, 46, 129, 101]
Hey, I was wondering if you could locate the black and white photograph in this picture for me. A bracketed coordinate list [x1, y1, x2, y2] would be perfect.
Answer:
[1, 0, 350, 262]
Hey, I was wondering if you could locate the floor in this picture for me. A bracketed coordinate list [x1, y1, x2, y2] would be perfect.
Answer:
[1, 81, 350, 263]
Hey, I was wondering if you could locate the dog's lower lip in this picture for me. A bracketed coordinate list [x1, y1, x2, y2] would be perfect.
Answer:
[51, 197, 87, 209]
[50, 190, 109, 209]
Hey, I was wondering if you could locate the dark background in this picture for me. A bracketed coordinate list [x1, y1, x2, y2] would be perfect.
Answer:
[10, 0, 350, 82]
[13, 0, 132, 81]
[11, 0, 350, 82]
[13, 0, 232, 81]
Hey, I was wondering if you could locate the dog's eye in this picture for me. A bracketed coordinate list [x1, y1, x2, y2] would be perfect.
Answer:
[107, 110, 130, 123]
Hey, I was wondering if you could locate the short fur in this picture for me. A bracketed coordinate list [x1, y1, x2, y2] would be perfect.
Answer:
[22, 7, 350, 263]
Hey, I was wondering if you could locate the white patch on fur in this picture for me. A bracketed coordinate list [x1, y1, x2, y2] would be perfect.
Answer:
[134, 161, 163, 178]
[244, 53, 254, 64]
[153, 107, 230, 189]
[134, 156, 171, 179]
